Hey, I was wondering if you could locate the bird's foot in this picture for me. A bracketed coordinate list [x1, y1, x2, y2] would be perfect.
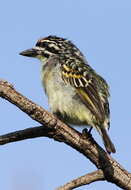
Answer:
[82, 128, 92, 139]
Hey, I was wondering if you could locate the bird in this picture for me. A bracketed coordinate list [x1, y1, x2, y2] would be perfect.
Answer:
[20, 35, 116, 153]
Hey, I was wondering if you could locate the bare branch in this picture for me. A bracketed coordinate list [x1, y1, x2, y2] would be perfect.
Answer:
[0, 126, 55, 145]
[56, 170, 104, 190]
[0, 80, 131, 190]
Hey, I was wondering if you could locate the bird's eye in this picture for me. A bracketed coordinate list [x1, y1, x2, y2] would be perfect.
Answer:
[36, 40, 59, 55]
[46, 46, 59, 54]
[36, 41, 48, 48]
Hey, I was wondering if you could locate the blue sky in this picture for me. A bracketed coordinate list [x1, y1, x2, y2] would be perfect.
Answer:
[0, 0, 131, 189]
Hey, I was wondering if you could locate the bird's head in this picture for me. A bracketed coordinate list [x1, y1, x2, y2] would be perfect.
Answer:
[20, 35, 84, 63]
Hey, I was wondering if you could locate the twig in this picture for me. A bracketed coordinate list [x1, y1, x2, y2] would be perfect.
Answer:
[56, 170, 104, 190]
[0, 126, 55, 145]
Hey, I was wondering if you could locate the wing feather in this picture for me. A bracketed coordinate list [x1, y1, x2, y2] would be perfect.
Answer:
[61, 62, 105, 122]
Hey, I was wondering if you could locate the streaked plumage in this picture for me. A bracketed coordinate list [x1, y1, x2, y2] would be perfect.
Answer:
[20, 35, 116, 153]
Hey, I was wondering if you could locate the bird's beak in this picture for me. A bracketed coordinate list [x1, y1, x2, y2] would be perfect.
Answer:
[19, 48, 38, 57]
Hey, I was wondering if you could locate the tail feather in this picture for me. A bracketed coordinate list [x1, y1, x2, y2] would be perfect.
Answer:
[100, 128, 116, 153]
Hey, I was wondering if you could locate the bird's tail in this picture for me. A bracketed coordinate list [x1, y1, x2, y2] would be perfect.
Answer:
[99, 127, 116, 153]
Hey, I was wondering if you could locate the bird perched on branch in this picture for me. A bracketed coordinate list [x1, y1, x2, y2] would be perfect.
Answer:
[20, 35, 116, 153]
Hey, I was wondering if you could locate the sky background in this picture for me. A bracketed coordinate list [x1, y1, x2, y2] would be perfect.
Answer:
[0, 0, 131, 189]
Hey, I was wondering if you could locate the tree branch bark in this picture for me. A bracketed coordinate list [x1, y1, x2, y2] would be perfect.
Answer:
[0, 126, 55, 145]
[0, 80, 131, 190]
[55, 170, 104, 190]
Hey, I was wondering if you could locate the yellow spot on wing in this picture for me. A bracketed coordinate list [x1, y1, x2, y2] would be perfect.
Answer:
[63, 64, 71, 72]
[62, 71, 81, 79]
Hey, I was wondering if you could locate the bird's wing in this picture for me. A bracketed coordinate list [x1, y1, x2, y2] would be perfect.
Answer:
[61, 61, 105, 123]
